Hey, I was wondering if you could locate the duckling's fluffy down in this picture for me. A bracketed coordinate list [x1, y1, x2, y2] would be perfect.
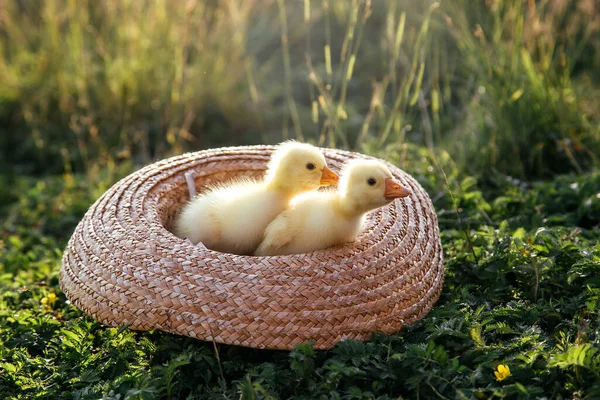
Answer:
[174, 141, 339, 255]
[175, 178, 290, 255]
[254, 159, 409, 256]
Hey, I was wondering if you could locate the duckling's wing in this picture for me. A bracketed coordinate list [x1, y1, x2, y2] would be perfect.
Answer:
[254, 213, 295, 256]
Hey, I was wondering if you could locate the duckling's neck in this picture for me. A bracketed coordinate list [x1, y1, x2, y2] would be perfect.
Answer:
[335, 194, 369, 218]
[264, 180, 299, 200]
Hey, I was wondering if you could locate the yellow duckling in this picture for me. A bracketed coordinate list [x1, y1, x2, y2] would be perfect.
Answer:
[174, 141, 339, 254]
[254, 159, 410, 256]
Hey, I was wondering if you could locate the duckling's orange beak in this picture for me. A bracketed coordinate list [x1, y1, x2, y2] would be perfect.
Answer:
[384, 178, 410, 199]
[320, 166, 339, 186]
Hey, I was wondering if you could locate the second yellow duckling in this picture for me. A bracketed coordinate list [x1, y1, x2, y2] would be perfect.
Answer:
[254, 159, 410, 256]
[174, 141, 339, 255]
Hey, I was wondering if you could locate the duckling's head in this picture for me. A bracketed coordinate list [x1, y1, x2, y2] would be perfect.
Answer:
[265, 141, 339, 194]
[338, 159, 410, 214]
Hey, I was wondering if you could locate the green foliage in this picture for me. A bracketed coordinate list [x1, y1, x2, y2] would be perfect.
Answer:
[1, 0, 597, 178]
[441, 0, 599, 178]
[0, 0, 271, 174]
[2, 151, 600, 398]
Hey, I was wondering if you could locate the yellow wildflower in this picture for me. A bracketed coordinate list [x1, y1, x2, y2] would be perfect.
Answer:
[41, 292, 57, 308]
[494, 364, 511, 381]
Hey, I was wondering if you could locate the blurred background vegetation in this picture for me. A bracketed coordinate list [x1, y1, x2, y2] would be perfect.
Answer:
[1, 0, 598, 181]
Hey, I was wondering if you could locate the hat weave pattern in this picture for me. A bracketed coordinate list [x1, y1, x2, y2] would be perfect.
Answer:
[60, 146, 444, 350]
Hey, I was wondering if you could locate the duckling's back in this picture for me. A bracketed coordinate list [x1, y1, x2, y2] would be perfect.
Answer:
[175, 180, 289, 255]
[255, 191, 365, 256]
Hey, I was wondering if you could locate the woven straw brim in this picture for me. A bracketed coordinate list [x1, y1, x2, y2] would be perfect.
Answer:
[60, 146, 444, 350]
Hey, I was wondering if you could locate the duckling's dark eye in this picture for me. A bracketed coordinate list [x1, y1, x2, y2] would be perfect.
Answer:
[367, 178, 377, 186]
[306, 163, 315, 170]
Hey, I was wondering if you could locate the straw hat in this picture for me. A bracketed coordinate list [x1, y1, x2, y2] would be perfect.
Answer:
[60, 146, 444, 350]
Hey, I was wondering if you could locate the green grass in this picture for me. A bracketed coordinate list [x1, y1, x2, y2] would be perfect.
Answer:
[1, 0, 600, 398]
[442, 0, 600, 178]
[2, 0, 597, 177]
[1, 153, 599, 399]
